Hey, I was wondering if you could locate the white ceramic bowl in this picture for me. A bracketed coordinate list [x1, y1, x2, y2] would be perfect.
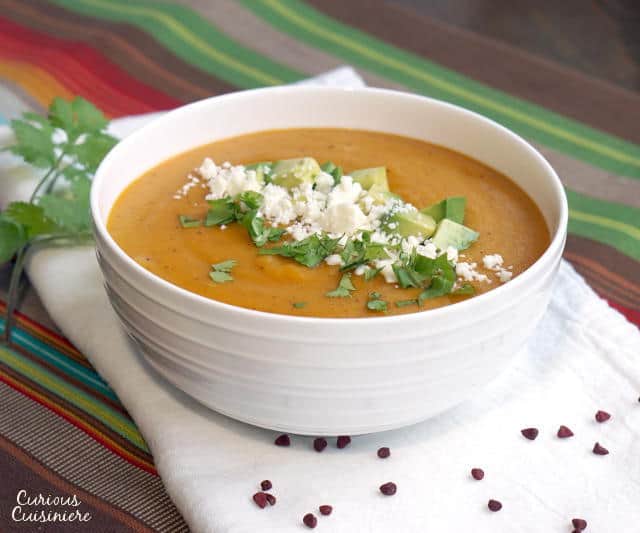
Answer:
[91, 87, 567, 436]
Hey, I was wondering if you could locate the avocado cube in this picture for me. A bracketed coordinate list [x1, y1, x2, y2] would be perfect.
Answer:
[388, 210, 436, 238]
[350, 167, 389, 191]
[421, 196, 466, 224]
[431, 218, 479, 251]
[270, 157, 321, 189]
[245, 161, 272, 184]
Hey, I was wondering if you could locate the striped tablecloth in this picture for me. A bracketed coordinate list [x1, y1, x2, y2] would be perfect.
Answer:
[1, 1, 638, 531]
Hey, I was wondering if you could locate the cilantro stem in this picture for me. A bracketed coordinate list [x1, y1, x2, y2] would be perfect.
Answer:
[1, 232, 91, 345]
[2, 245, 27, 345]
[29, 150, 67, 203]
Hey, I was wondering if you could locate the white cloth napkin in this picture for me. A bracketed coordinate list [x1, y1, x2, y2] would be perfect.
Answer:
[2, 68, 639, 533]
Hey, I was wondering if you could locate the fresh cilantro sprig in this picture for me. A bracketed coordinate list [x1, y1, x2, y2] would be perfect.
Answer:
[1, 97, 117, 343]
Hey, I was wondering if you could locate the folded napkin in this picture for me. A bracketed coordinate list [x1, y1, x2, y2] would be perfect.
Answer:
[2, 68, 639, 533]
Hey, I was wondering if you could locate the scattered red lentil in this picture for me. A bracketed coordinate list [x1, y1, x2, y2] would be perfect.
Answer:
[336, 436, 351, 449]
[313, 437, 328, 452]
[260, 480, 272, 491]
[265, 493, 276, 506]
[557, 425, 574, 438]
[379, 482, 397, 496]
[377, 447, 391, 459]
[572, 517, 587, 530]
[319, 505, 333, 516]
[521, 427, 539, 440]
[487, 499, 502, 512]
[303, 513, 318, 528]
[252, 492, 268, 509]
[274, 434, 290, 447]
[471, 468, 484, 480]
[593, 442, 609, 455]
[595, 410, 611, 423]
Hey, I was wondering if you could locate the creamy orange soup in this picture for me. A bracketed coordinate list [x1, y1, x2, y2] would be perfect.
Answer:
[108, 129, 549, 317]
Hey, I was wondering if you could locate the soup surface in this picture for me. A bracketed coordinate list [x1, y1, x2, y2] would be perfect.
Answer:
[108, 128, 549, 318]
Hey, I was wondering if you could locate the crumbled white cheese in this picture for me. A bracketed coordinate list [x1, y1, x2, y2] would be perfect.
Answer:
[456, 262, 490, 283]
[482, 254, 504, 270]
[325, 254, 344, 266]
[482, 253, 513, 283]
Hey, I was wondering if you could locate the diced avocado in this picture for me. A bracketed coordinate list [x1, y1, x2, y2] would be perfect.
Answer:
[431, 219, 478, 251]
[388, 210, 436, 238]
[245, 161, 272, 184]
[421, 196, 466, 224]
[270, 157, 320, 189]
[350, 167, 389, 191]
[367, 184, 401, 206]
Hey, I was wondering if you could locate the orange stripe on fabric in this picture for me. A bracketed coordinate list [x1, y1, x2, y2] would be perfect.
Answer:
[0, 59, 76, 111]
[0, 369, 157, 474]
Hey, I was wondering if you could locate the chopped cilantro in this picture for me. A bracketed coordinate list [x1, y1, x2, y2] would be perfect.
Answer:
[178, 215, 201, 228]
[369, 291, 382, 299]
[211, 259, 236, 272]
[326, 273, 356, 298]
[209, 271, 233, 283]
[238, 190, 263, 210]
[451, 283, 475, 296]
[259, 233, 340, 268]
[240, 209, 285, 247]
[205, 198, 239, 226]
[367, 299, 387, 312]
[320, 161, 343, 184]
[292, 302, 307, 309]
[209, 259, 236, 284]
[395, 299, 418, 308]
[364, 266, 382, 281]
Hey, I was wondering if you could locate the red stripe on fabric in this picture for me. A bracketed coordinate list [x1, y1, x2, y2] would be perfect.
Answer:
[0, 371, 157, 475]
[0, 16, 180, 116]
[607, 300, 640, 327]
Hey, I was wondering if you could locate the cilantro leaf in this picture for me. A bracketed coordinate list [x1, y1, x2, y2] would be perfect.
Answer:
[2, 202, 60, 239]
[178, 215, 201, 228]
[367, 299, 387, 312]
[395, 299, 418, 308]
[73, 132, 117, 173]
[209, 271, 233, 283]
[326, 273, 356, 298]
[364, 266, 382, 281]
[0, 218, 27, 263]
[211, 259, 237, 272]
[451, 283, 475, 296]
[9, 118, 55, 168]
[38, 176, 92, 232]
[205, 198, 239, 226]
[260, 234, 340, 268]
[292, 302, 307, 309]
[209, 259, 236, 283]
[71, 97, 109, 133]
[240, 209, 284, 247]
[238, 191, 263, 210]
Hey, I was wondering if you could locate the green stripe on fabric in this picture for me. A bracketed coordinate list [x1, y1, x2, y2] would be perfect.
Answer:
[244, 0, 640, 179]
[51, 0, 303, 88]
[0, 344, 148, 451]
[567, 190, 640, 261]
[0, 318, 117, 401]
